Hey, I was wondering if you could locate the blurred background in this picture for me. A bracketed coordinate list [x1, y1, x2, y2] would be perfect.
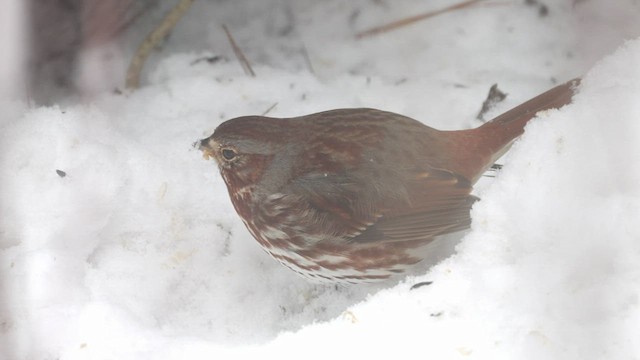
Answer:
[3, 0, 640, 105]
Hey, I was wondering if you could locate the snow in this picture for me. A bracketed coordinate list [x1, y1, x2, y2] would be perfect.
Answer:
[2, 1, 640, 359]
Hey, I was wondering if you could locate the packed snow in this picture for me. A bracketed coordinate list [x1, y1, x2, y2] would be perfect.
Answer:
[1, 1, 640, 359]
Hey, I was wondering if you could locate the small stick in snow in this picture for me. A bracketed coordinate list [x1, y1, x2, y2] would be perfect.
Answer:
[410, 281, 433, 290]
[223, 24, 256, 77]
[261, 102, 279, 116]
[300, 45, 316, 75]
[355, 0, 484, 39]
[125, 0, 194, 90]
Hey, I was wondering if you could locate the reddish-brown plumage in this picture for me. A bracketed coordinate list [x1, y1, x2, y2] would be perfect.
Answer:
[200, 79, 580, 283]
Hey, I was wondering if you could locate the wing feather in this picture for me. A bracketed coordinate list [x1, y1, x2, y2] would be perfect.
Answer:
[285, 166, 476, 245]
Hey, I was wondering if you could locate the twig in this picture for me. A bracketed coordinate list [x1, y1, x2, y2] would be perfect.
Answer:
[356, 0, 484, 39]
[261, 102, 278, 116]
[222, 24, 256, 77]
[300, 45, 315, 75]
[410, 281, 433, 290]
[125, 0, 195, 89]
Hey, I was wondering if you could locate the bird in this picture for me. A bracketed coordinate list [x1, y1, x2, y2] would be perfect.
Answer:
[199, 78, 580, 284]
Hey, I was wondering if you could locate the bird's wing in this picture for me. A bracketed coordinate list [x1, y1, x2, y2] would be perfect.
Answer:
[352, 167, 476, 243]
[281, 172, 380, 239]
[284, 167, 476, 244]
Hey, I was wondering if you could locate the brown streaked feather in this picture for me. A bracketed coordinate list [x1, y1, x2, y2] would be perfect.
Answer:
[284, 164, 476, 245]
[285, 172, 380, 239]
[353, 167, 476, 243]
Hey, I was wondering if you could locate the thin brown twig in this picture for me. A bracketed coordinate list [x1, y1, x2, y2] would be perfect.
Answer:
[261, 102, 278, 116]
[125, 0, 195, 89]
[300, 45, 315, 75]
[355, 0, 485, 39]
[222, 24, 256, 77]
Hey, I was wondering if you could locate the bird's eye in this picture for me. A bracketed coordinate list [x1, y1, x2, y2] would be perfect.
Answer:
[221, 148, 237, 161]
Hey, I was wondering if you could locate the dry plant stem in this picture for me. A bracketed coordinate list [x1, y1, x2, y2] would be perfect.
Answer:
[356, 0, 484, 39]
[261, 102, 279, 116]
[125, 0, 195, 89]
[300, 45, 315, 75]
[222, 24, 256, 77]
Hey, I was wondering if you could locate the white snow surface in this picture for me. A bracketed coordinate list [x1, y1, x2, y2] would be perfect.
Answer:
[2, 1, 640, 359]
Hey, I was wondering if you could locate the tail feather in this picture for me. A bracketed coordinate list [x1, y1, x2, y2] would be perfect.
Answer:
[448, 78, 581, 183]
[484, 78, 581, 131]
[481, 78, 581, 164]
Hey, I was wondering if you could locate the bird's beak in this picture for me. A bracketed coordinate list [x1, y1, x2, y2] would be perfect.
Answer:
[198, 137, 217, 161]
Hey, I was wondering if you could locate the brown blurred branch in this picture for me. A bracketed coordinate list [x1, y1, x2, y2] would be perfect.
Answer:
[125, 0, 194, 90]
[222, 24, 256, 77]
[355, 0, 485, 39]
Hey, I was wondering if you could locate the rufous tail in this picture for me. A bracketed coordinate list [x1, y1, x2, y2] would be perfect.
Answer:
[483, 78, 580, 133]
[450, 78, 581, 182]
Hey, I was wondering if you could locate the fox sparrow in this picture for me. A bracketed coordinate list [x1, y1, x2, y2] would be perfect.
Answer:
[200, 79, 580, 283]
